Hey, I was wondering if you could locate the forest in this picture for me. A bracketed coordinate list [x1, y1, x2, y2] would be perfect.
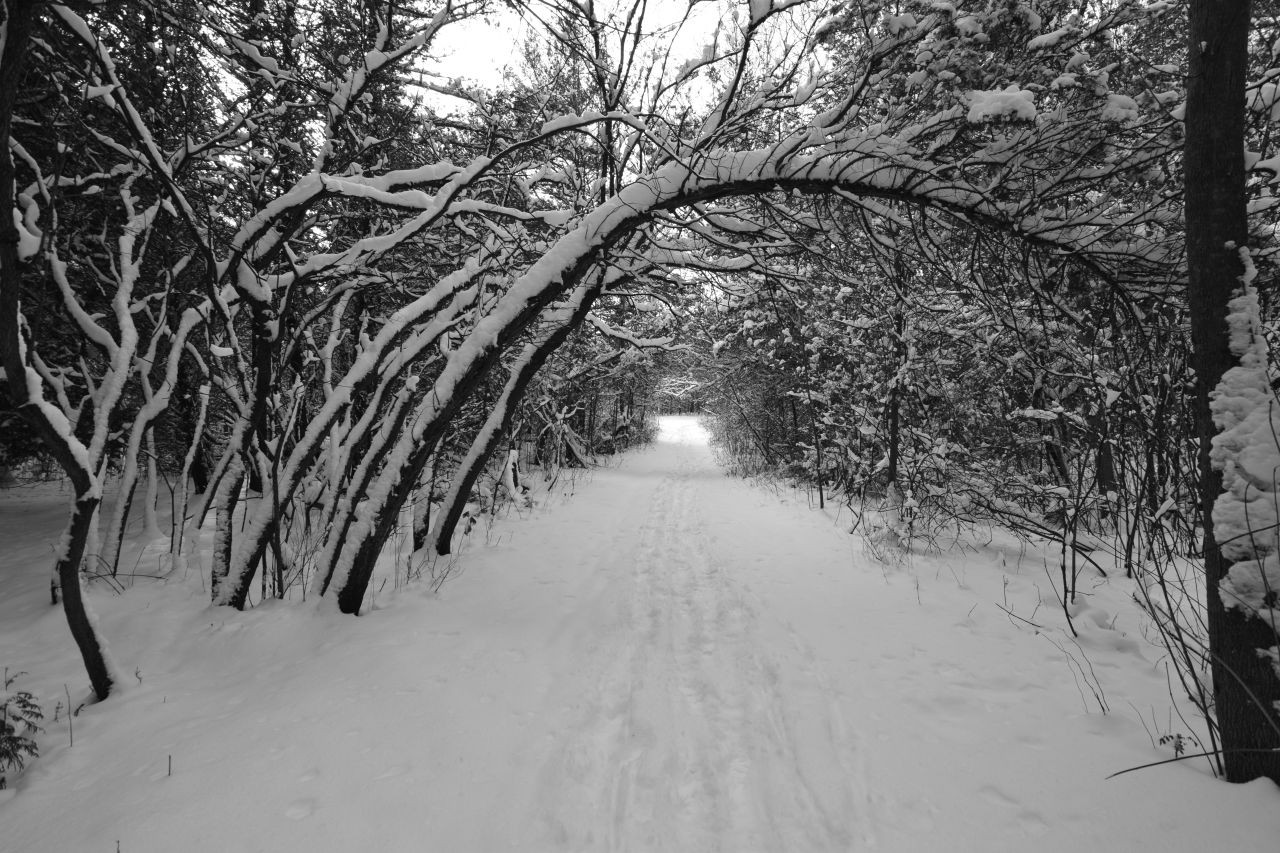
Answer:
[0, 0, 1278, 798]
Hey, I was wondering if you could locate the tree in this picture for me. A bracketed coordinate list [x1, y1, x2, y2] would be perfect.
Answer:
[0, 0, 120, 699]
[1185, 0, 1280, 784]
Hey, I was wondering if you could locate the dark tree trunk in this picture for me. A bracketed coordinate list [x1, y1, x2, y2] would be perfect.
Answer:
[586, 393, 597, 454]
[56, 493, 116, 698]
[1186, 0, 1280, 784]
[885, 390, 900, 488]
[190, 446, 210, 495]
[1092, 412, 1117, 502]
[107, 473, 139, 577]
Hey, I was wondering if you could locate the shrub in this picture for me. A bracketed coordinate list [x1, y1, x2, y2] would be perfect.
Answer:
[1, 670, 43, 789]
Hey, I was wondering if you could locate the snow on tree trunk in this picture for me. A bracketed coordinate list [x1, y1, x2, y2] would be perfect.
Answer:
[1207, 279, 1280, 736]
[211, 460, 246, 604]
[503, 449, 523, 501]
[1186, 0, 1280, 784]
[143, 426, 162, 542]
[391, 488, 415, 594]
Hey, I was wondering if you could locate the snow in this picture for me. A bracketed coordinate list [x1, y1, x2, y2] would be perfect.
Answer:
[539, 110, 607, 135]
[1254, 155, 1280, 182]
[228, 37, 280, 74]
[967, 87, 1038, 123]
[1100, 93, 1140, 123]
[885, 13, 916, 36]
[13, 335, 97, 487]
[674, 41, 718, 82]
[2, 418, 1278, 849]
[1209, 279, 1280, 626]
[1027, 28, 1069, 50]
[954, 15, 983, 37]
[791, 74, 819, 106]
[1249, 82, 1280, 121]
[11, 205, 41, 260]
[1065, 52, 1090, 71]
[536, 209, 576, 227]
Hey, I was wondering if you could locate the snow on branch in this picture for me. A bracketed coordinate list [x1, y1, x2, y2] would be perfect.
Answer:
[967, 87, 1037, 123]
[586, 314, 676, 350]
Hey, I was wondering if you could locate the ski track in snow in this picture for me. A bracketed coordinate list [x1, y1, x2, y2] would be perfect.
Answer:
[528, 436, 869, 851]
[3, 415, 1279, 852]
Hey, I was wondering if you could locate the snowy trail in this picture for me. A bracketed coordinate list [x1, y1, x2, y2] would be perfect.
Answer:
[521, 427, 869, 851]
[3, 416, 1279, 852]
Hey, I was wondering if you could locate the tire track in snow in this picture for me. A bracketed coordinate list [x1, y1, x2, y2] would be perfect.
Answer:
[532, 440, 870, 851]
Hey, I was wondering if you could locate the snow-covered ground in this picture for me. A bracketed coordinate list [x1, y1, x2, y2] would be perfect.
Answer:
[1, 415, 1277, 851]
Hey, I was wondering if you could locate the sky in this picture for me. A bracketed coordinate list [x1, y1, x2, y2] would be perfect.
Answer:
[426, 0, 731, 99]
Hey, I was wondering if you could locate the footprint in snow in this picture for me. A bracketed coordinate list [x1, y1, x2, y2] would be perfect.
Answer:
[979, 785, 1049, 836]
[374, 764, 410, 781]
[978, 785, 1018, 807]
[285, 798, 316, 820]
[1018, 809, 1049, 836]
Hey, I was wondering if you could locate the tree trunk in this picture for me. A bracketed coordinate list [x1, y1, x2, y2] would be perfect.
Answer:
[805, 387, 824, 509]
[412, 453, 439, 552]
[1092, 410, 1117, 514]
[57, 491, 118, 699]
[105, 467, 139, 577]
[1186, 0, 1280, 783]
[172, 382, 210, 561]
[210, 460, 246, 603]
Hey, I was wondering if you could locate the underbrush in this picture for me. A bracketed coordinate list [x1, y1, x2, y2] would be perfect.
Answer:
[1, 670, 42, 790]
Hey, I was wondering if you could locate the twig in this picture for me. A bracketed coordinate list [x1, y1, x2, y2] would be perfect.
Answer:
[994, 601, 1044, 631]
[64, 684, 72, 747]
[1106, 749, 1280, 780]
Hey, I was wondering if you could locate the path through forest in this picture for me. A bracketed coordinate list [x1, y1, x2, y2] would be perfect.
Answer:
[2, 417, 1278, 851]
[511, 417, 872, 850]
